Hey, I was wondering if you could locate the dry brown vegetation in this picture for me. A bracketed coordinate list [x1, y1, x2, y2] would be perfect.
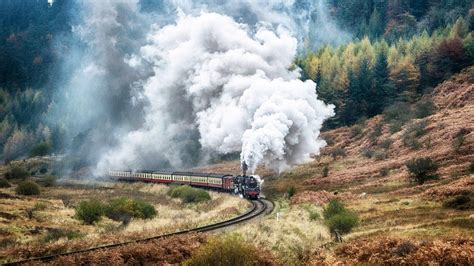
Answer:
[0, 173, 248, 263]
[22, 233, 207, 265]
[1, 68, 472, 265]
[189, 67, 474, 264]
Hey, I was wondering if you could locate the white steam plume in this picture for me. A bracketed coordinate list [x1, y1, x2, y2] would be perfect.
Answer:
[97, 13, 334, 173]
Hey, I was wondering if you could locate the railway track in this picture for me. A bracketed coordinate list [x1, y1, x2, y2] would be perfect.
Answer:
[6, 198, 273, 265]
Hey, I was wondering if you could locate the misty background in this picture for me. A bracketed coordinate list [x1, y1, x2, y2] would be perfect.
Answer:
[0, 0, 472, 174]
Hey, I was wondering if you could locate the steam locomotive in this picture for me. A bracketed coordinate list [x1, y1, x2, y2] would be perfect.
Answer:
[107, 170, 261, 199]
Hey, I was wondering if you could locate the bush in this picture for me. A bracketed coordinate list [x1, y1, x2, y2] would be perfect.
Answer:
[324, 136, 335, 146]
[322, 165, 329, 177]
[362, 148, 375, 158]
[414, 99, 436, 118]
[38, 176, 57, 187]
[323, 200, 359, 234]
[331, 148, 346, 159]
[350, 125, 363, 138]
[379, 138, 394, 150]
[169, 185, 211, 203]
[453, 128, 470, 153]
[287, 186, 296, 198]
[469, 162, 474, 173]
[0, 178, 11, 188]
[402, 120, 428, 149]
[383, 102, 411, 123]
[406, 157, 439, 185]
[184, 234, 261, 266]
[380, 167, 390, 177]
[75, 199, 104, 225]
[443, 193, 473, 210]
[29, 142, 51, 157]
[389, 121, 404, 133]
[325, 212, 359, 234]
[43, 228, 83, 243]
[4, 166, 29, 180]
[374, 150, 387, 161]
[369, 124, 383, 142]
[323, 200, 346, 219]
[15, 180, 40, 195]
[105, 197, 156, 224]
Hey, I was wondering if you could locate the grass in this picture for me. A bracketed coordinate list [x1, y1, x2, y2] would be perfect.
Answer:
[235, 199, 329, 264]
[184, 234, 265, 266]
[0, 179, 249, 263]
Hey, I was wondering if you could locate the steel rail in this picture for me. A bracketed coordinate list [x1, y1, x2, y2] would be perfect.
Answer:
[5, 199, 272, 265]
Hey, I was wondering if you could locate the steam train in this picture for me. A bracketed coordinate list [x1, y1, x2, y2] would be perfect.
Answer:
[107, 170, 261, 199]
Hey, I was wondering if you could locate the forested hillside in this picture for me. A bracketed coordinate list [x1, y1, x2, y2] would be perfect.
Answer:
[0, 0, 472, 163]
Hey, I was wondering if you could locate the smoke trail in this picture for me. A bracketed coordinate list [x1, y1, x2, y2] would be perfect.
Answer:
[50, 0, 344, 173]
[48, 0, 152, 164]
[97, 12, 334, 173]
[140, 0, 351, 50]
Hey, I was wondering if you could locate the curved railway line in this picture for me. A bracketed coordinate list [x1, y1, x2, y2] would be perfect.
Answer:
[5, 198, 273, 265]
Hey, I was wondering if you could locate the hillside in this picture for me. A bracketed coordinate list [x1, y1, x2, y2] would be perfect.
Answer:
[195, 67, 474, 264]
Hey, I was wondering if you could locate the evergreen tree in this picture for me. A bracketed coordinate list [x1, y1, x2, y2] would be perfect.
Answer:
[368, 7, 384, 39]
[369, 50, 390, 116]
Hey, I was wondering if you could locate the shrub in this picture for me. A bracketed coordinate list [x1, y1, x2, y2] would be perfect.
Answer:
[323, 200, 359, 234]
[350, 125, 363, 138]
[453, 128, 470, 153]
[169, 185, 211, 203]
[4, 166, 29, 180]
[395, 240, 417, 256]
[331, 148, 346, 159]
[325, 212, 359, 234]
[43, 228, 82, 243]
[469, 162, 474, 173]
[0, 178, 11, 188]
[75, 199, 104, 225]
[380, 167, 390, 177]
[414, 99, 436, 118]
[374, 150, 387, 161]
[29, 142, 51, 157]
[389, 121, 404, 133]
[402, 121, 427, 149]
[15, 180, 40, 195]
[369, 124, 383, 142]
[383, 102, 412, 126]
[443, 193, 473, 210]
[184, 234, 261, 266]
[324, 136, 334, 146]
[287, 186, 296, 198]
[38, 176, 57, 187]
[322, 165, 329, 177]
[323, 200, 346, 219]
[406, 157, 439, 185]
[379, 138, 394, 150]
[362, 148, 375, 158]
[105, 197, 156, 224]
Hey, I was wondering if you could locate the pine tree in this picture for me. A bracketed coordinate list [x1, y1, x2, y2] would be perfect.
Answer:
[369, 45, 396, 116]
[368, 7, 383, 39]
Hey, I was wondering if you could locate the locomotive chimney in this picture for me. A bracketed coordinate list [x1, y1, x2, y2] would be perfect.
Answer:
[241, 161, 248, 176]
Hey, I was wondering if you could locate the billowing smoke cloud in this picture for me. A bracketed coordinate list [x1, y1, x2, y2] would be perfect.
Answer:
[141, 0, 351, 49]
[50, 0, 345, 174]
[97, 12, 334, 173]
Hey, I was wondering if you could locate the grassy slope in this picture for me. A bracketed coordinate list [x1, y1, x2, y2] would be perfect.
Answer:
[196, 67, 474, 263]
